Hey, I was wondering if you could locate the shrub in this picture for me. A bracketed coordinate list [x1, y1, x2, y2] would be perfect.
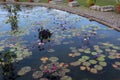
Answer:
[86, 0, 96, 7]
[115, 0, 120, 13]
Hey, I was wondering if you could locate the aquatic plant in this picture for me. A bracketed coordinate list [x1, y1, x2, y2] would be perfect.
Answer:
[18, 66, 31, 76]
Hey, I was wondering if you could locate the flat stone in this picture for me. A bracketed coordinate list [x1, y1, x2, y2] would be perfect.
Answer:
[68, 1, 79, 7]
[100, 5, 115, 12]
[90, 5, 101, 11]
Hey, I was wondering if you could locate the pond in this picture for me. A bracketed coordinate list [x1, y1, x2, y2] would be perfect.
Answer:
[0, 4, 120, 80]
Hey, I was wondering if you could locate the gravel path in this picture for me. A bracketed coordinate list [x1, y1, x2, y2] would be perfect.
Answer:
[0, 2, 120, 31]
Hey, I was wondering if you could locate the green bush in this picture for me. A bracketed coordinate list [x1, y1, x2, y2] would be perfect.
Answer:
[115, 0, 120, 13]
[86, 0, 96, 7]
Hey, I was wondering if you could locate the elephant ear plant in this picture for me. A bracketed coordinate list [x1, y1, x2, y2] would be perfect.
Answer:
[116, 0, 120, 13]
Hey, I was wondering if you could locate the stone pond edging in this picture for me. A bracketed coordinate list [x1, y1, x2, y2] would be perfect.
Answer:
[0, 2, 120, 31]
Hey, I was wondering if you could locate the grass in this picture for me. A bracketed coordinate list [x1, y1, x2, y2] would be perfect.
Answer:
[1, 0, 116, 6]
[19, 0, 116, 5]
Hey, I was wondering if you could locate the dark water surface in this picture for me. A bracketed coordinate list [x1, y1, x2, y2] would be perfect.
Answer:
[0, 4, 120, 80]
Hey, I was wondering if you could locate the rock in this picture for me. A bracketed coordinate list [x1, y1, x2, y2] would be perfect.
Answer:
[68, 1, 79, 7]
[100, 5, 115, 12]
[90, 5, 101, 11]
[90, 5, 115, 12]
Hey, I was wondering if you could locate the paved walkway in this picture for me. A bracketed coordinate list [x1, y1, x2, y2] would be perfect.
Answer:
[0, 2, 120, 31]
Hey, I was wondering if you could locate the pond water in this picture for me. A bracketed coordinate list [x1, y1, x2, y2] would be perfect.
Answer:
[0, 4, 120, 80]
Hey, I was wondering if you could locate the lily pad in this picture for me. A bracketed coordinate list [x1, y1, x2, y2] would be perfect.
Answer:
[115, 62, 120, 66]
[80, 66, 86, 70]
[82, 62, 91, 67]
[40, 57, 48, 63]
[108, 55, 116, 59]
[99, 62, 107, 67]
[89, 60, 97, 64]
[90, 68, 98, 74]
[48, 49, 55, 53]
[60, 76, 72, 80]
[70, 61, 81, 66]
[97, 57, 105, 61]
[78, 49, 84, 52]
[49, 57, 59, 62]
[74, 52, 81, 56]
[32, 71, 43, 79]
[18, 66, 31, 76]
[81, 56, 90, 60]
[91, 52, 97, 55]
[94, 65, 103, 70]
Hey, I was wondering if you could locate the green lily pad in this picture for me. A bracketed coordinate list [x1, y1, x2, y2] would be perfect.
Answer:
[89, 60, 97, 64]
[94, 65, 103, 70]
[97, 57, 105, 61]
[70, 61, 81, 66]
[99, 62, 107, 67]
[81, 56, 90, 60]
[60, 76, 72, 80]
[78, 49, 84, 52]
[49, 57, 59, 62]
[32, 71, 43, 79]
[108, 55, 116, 59]
[18, 66, 31, 76]
[115, 62, 120, 66]
[91, 52, 97, 55]
[74, 52, 81, 56]
[82, 62, 91, 67]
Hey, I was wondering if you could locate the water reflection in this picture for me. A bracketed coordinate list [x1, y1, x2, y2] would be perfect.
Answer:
[5, 4, 21, 32]
[38, 27, 52, 51]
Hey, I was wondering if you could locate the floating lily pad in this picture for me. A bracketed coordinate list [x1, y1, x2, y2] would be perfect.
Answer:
[71, 49, 78, 53]
[40, 78, 48, 80]
[99, 62, 107, 67]
[78, 49, 84, 52]
[32, 71, 43, 79]
[115, 62, 120, 66]
[70, 61, 81, 66]
[94, 65, 103, 70]
[40, 57, 48, 63]
[82, 62, 91, 67]
[60, 76, 72, 80]
[18, 66, 31, 76]
[108, 55, 116, 59]
[84, 50, 91, 54]
[90, 68, 98, 74]
[49, 57, 59, 62]
[48, 49, 55, 53]
[105, 48, 111, 52]
[80, 66, 86, 70]
[91, 52, 97, 55]
[89, 60, 97, 64]
[74, 52, 81, 56]
[97, 57, 105, 61]
[82, 56, 90, 60]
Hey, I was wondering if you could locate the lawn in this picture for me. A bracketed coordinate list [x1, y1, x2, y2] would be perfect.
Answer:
[19, 0, 116, 6]
[1, 0, 116, 6]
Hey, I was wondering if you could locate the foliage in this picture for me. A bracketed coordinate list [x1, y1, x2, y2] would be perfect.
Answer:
[5, 5, 21, 31]
[86, 0, 96, 7]
[115, 0, 120, 13]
